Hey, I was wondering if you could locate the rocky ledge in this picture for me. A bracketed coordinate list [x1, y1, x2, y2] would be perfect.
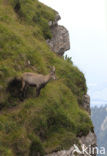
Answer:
[47, 13, 70, 56]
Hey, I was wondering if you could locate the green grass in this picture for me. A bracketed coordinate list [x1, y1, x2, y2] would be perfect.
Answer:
[0, 0, 93, 155]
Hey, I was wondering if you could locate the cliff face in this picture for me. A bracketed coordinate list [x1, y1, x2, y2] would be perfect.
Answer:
[46, 13, 96, 156]
[47, 14, 70, 56]
[0, 0, 96, 155]
[46, 94, 96, 156]
[46, 132, 96, 156]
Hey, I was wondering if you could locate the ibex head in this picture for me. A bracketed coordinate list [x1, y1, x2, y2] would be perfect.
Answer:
[50, 66, 56, 80]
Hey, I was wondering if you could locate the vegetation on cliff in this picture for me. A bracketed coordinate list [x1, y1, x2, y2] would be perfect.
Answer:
[0, 0, 93, 155]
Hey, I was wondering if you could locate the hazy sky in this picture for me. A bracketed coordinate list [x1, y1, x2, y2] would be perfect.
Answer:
[40, 0, 107, 107]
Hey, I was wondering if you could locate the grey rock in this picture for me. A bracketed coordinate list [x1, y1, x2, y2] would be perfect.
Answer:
[79, 132, 97, 156]
[46, 132, 97, 156]
[47, 14, 70, 56]
[82, 94, 91, 114]
[79, 131, 96, 146]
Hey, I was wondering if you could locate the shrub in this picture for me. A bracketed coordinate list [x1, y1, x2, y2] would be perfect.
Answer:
[64, 55, 73, 64]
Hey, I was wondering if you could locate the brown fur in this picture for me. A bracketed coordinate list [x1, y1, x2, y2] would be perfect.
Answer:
[21, 66, 56, 97]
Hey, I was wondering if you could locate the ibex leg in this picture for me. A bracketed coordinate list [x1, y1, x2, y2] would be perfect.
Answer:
[23, 84, 28, 98]
[20, 80, 26, 100]
[36, 87, 41, 97]
[21, 80, 25, 91]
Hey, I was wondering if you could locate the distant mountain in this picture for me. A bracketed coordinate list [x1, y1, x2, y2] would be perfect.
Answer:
[91, 105, 107, 156]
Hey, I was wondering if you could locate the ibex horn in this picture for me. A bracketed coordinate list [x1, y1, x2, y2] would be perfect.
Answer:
[52, 66, 56, 72]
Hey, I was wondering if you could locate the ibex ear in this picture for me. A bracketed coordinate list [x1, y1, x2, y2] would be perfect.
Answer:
[48, 66, 56, 72]
[52, 66, 56, 72]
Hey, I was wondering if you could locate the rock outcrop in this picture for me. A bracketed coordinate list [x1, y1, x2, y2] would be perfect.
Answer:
[47, 14, 70, 56]
[82, 94, 91, 114]
[46, 132, 96, 156]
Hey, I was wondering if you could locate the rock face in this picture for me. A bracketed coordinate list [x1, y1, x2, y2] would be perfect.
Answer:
[46, 132, 96, 156]
[46, 13, 97, 156]
[47, 14, 70, 56]
[82, 94, 91, 114]
[79, 131, 96, 146]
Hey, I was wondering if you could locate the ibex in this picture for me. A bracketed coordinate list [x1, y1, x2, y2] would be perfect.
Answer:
[20, 66, 56, 97]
